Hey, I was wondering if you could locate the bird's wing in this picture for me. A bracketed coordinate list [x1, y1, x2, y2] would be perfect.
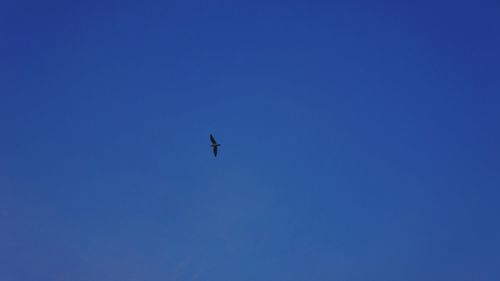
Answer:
[210, 134, 217, 144]
[213, 146, 218, 157]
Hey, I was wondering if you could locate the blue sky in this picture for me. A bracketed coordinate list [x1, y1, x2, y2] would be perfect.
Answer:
[1, 0, 499, 280]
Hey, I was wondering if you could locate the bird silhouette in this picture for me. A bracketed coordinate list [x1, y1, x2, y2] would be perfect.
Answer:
[210, 134, 220, 157]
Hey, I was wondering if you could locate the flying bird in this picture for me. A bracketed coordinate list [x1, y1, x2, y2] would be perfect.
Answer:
[210, 134, 220, 157]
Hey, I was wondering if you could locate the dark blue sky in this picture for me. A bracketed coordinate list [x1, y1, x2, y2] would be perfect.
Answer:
[1, 0, 499, 280]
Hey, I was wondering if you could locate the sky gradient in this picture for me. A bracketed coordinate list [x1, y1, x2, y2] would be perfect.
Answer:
[1, 0, 500, 280]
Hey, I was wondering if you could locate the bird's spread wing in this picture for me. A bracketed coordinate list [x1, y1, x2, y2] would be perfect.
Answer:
[210, 134, 217, 144]
[213, 146, 218, 157]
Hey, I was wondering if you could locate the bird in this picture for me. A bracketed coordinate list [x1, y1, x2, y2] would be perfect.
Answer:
[210, 134, 220, 157]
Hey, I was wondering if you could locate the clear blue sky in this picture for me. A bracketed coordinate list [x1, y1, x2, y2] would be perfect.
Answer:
[1, 0, 499, 280]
